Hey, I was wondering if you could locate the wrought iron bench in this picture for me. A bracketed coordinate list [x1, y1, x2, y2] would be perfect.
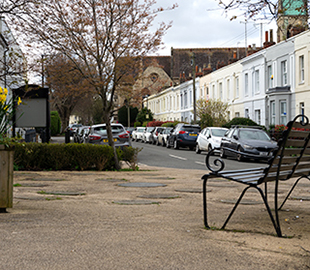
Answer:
[202, 114, 310, 237]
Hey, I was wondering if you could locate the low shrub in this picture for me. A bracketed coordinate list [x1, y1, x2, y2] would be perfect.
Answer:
[50, 111, 61, 136]
[222, 117, 260, 129]
[134, 121, 141, 127]
[146, 120, 164, 127]
[161, 121, 178, 127]
[13, 143, 139, 171]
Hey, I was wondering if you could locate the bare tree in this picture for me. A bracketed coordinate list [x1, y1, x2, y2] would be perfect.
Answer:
[45, 54, 94, 132]
[9, 0, 175, 169]
[215, 0, 308, 42]
[196, 98, 229, 127]
[0, 0, 33, 15]
[216, 0, 308, 23]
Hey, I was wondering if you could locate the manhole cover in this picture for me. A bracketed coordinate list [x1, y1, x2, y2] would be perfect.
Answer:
[208, 179, 228, 182]
[15, 183, 49, 188]
[113, 200, 160, 205]
[118, 182, 167, 188]
[14, 196, 49, 201]
[247, 189, 285, 194]
[207, 183, 238, 188]
[290, 196, 310, 201]
[31, 178, 65, 181]
[64, 173, 99, 176]
[96, 178, 126, 182]
[14, 173, 40, 177]
[175, 188, 206, 193]
[220, 199, 263, 205]
[148, 177, 175, 180]
[38, 191, 86, 196]
[138, 194, 179, 199]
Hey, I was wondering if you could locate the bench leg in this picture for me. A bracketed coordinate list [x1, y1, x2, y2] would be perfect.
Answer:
[203, 178, 283, 236]
[203, 177, 210, 229]
[221, 186, 251, 229]
[256, 186, 282, 237]
[279, 175, 310, 210]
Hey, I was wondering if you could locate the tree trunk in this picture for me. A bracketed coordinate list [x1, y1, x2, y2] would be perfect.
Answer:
[103, 114, 121, 170]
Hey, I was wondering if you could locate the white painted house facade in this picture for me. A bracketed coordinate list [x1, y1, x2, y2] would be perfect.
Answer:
[145, 29, 310, 128]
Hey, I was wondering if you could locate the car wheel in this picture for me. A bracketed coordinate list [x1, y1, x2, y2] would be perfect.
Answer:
[173, 139, 179, 150]
[237, 146, 244, 162]
[220, 148, 226, 158]
[208, 145, 212, 155]
[166, 140, 170, 148]
[195, 144, 201, 154]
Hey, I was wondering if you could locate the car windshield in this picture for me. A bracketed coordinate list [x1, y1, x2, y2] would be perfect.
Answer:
[211, 129, 227, 137]
[146, 127, 155, 132]
[239, 129, 270, 141]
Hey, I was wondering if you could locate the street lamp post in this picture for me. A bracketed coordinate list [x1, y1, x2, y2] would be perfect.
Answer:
[191, 52, 197, 124]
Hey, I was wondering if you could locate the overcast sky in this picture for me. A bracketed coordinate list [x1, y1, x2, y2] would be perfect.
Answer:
[152, 0, 277, 56]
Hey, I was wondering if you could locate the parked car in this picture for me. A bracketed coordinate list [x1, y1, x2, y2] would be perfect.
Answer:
[66, 123, 83, 137]
[151, 127, 165, 144]
[157, 127, 173, 146]
[132, 127, 146, 141]
[74, 126, 90, 143]
[125, 127, 135, 138]
[220, 126, 278, 161]
[86, 123, 131, 148]
[166, 123, 201, 150]
[142, 127, 155, 143]
[196, 127, 228, 154]
[73, 126, 84, 143]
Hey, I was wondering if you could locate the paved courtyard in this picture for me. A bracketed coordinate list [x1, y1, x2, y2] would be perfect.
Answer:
[0, 165, 309, 269]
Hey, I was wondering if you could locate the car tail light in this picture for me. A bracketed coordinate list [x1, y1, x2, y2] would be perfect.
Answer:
[89, 135, 101, 141]
[156, 131, 158, 136]
[119, 133, 129, 139]
[179, 130, 187, 134]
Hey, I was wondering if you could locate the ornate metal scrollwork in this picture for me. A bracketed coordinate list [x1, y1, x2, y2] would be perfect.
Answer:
[205, 148, 225, 173]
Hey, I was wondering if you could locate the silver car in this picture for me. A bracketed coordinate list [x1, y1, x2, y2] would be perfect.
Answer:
[157, 127, 173, 146]
[87, 123, 131, 148]
[196, 127, 228, 154]
[132, 127, 146, 142]
[142, 127, 155, 143]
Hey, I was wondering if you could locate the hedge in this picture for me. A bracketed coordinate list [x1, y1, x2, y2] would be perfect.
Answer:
[13, 143, 139, 171]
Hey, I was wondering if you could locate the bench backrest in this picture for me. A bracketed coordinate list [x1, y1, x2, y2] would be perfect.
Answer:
[261, 115, 310, 184]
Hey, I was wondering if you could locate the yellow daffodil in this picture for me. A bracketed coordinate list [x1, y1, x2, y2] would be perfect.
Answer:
[0, 94, 6, 104]
[17, 97, 22, 105]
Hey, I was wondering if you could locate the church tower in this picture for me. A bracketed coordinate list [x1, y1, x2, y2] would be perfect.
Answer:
[277, 0, 308, 42]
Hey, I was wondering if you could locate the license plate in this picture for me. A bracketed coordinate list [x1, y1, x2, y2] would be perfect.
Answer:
[103, 139, 117, 142]
[189, 133, 197, 136]
[259, 152, 268, 156]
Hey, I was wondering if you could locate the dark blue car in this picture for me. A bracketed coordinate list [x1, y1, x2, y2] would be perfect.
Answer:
[166, 123, 201, 150]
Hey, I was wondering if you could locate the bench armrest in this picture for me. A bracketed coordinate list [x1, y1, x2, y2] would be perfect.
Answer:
[205, 148, 225, 173]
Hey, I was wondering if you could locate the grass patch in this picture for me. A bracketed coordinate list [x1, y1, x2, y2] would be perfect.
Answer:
[13, 183, 22, 187]
[45, 197, 62, 201]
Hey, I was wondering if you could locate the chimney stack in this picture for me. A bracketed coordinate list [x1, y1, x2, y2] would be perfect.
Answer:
[263, 30, 276, 49]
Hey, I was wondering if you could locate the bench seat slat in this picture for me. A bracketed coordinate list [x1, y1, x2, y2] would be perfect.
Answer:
[291, 122, 310, 130]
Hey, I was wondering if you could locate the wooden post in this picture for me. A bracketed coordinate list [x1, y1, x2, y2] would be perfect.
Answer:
[0, 145, 14, 212]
